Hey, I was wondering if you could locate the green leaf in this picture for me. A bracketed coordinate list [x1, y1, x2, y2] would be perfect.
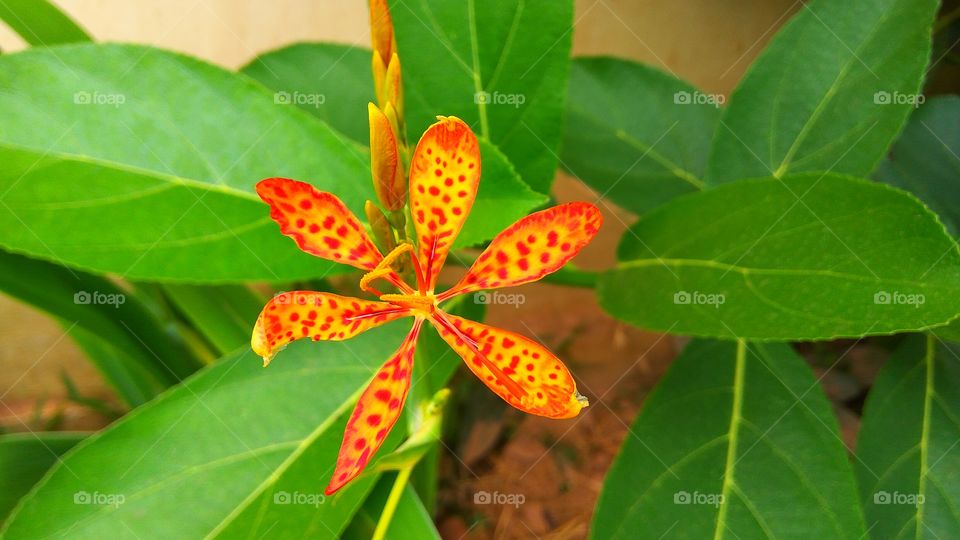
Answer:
[459, 140, 547, 249]
[162, 284, 264, 355]
[592, 340, 866, 539]
[601, 174, 960, 340]
[706, 0, 938, 185]
[0, 249, 200, 403]
[1, 323, 413, 539]
[0, 0, 90, 46]
[389, 0, 574, 192]
[342, 479, 440, 540]
[239, 43, 548, 249]
[562, 56, 720, 214]
[876, 96, 960, 237]
[0, 432, 87, 524]
[240, 43, 374, 143]
[855, 334, 960, 539]
[0, 43, 373, 282]
[61, 325, 164, 407]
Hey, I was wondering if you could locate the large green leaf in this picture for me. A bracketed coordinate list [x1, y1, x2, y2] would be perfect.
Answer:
[0, 432, 87, 524]
[601, 174, 960, 340]
[876, 96, 960, 237]
[706, 0, 938, 185]
[1, 323, 413, 539]
[0, 249, 199, 403]
[592, 340, 865, 539]
[389, 0, 574, 192]
[459, 140, 547, 249]
[0, 43, 373, 282]
[855, 334, 960, 539]
[162, 284, 263, 355]
[0, 0, 90, 46]
[562, 56, 720, 214]
[240, 43, 374, 144]
[240, 43, 549, 249]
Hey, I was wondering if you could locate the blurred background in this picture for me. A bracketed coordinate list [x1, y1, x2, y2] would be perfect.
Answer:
[5, 0, 944, 537]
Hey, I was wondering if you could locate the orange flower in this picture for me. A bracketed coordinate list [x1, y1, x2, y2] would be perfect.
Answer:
[252, 116, 602, 495]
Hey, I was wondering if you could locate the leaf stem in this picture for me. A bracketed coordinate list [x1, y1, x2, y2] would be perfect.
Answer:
[372, 466, 414, 540]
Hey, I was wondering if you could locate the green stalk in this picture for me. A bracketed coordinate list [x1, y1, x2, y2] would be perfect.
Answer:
[372, 467, 414, 540]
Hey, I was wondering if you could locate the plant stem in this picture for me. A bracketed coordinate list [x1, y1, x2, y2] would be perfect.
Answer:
[372, 466, 414, 540]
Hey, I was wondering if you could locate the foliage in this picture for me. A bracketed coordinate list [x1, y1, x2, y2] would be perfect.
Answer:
[1, 0, 959, 538]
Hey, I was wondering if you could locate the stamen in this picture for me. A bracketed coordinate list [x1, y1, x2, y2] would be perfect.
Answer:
[360, 243, 416, 295]
[408, 249, 426, 294]
[381, 293, 435, 313]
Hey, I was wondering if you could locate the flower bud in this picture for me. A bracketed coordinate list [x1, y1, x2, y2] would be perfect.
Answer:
[369, 0, 395, 63]
[368, 102, 407, 211]
[384, 53, 403, 122]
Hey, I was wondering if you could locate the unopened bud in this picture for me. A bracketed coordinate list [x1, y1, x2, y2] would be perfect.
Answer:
[368, 103, 407, 211]
[384, 53, 403, 121]
[369, 0, 395, 63]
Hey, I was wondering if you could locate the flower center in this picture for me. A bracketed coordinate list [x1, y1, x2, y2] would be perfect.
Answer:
[380, 293, 437, 315]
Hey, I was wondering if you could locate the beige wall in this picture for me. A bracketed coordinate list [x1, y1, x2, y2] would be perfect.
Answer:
[0, 0, 797, 403]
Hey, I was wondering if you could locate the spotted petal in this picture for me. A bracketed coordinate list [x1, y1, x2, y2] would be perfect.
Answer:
[252, 291, 410, 365]
[440, 202, 602, 300]
[256, 178, 384, 271]
[325, 319, 423, 495]
[431, 312, 585, 419]
[409, 116, 481, 292]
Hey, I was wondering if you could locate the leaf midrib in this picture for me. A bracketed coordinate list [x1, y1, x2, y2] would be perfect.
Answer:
[615, 257, 958, 289]
[0, 141, 261, 202]
[915, 333, 935, 540]
[712, 340, 745, 540]
[772, 5, 896, 177]
[203, 374, 372, 539]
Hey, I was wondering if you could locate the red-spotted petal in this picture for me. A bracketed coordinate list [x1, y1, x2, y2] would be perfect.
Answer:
[256, 178, 384, 271]
[409, 116, 481, 292]
[440, 202, 602, 301]
[431, 312, 586, 419]
[325, 319, 423, 495]
[252, 291, 410, 365]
